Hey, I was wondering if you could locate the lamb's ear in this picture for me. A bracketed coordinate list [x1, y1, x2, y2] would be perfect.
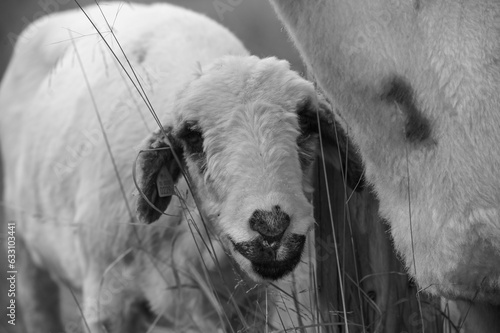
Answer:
[135, 129, 184, 223]
[297, 96, 365, 192]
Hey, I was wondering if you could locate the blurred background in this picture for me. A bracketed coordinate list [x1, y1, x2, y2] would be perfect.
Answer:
[0, 0, 304, 78]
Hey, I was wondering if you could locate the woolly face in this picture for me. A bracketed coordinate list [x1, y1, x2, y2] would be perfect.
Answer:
[135, 56, 361, 281]
[270, 0, 500, 301]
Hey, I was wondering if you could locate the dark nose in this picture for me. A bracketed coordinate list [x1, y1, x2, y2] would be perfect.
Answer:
[249, 205, 290, 241]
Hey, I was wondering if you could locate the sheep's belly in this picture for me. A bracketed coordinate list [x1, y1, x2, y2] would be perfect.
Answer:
[399, 219, 500, 304]
[439, 239, 500, 303]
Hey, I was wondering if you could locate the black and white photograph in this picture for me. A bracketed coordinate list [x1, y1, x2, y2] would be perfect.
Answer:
[1, 0, 499, 332]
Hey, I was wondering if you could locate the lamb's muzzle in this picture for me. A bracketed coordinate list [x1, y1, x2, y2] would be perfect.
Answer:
[249, 205, 290, 239]
[222, 205, 305, 280]
[232, 233, 305, 280]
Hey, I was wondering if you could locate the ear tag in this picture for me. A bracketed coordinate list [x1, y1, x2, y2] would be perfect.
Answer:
[156, 166, 175, 197]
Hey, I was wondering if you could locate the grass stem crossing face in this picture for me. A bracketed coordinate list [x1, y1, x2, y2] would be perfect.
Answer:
[136, 56, 363, 281]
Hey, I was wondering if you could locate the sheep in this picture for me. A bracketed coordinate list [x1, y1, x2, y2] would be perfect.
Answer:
[269, 0, 500, 309]
[0, 2, 361, 332]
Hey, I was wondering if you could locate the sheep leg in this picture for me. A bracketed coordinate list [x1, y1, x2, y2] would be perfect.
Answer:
[453, 300, 500, 332]
[82, 271, 148, 333]
[17, 237, 64, 333]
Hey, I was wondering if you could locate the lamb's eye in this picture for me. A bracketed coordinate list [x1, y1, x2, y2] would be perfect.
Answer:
[179, 121, 204, 154]
[184, 129, 203, 151]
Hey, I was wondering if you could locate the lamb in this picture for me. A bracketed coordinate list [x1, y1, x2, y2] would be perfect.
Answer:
[269, 0, 500, 307]
[0, 2, 359, 332]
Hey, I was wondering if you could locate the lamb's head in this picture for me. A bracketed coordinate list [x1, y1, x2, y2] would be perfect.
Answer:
[135, 56, 340, 282]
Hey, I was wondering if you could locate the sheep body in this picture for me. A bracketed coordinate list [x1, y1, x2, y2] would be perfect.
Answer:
[270, 0, 500, 303]
[0, 3, 257, 332]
